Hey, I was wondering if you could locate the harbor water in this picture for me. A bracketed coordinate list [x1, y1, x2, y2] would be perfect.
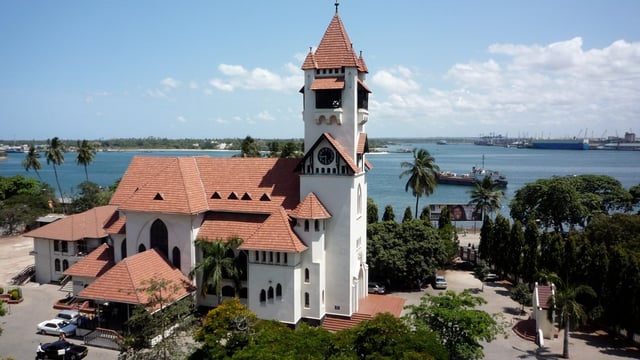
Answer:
[1, 144, 639, 221]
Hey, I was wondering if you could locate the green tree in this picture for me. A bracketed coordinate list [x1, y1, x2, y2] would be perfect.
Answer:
[468, 175, 504, 220]
[510, 283, 531, 313]
[507, 220, 525, 282]
[70, 181, 112, 213]
[491, 214, 511, 277]
[400, 148, 440, 218]
[382, 205, 395, 222]
[76, 139, 96, 181]
[419, 205, 431, 222]
[193, 297, 258, 359]
[438, 205, 451, 229]
[405, 289, 507, 360]
[190, 238, 242, 305]
[367, 197, 379, 224]
[402, 206, 413, 223]
[124, 276, 196, 359]
[521, 218, 540, 284]
[280, 141, 301, 158]
[236, 136, 261, 158]
[45, 137, 65, 213]
[22, 145, 42, 180]
[334, 312, 447, 360]
[478, 217, 494, 266]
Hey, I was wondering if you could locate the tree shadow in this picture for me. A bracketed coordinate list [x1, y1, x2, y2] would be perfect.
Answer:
[570, 331, 640, 359]
[511, 345, 562, 359]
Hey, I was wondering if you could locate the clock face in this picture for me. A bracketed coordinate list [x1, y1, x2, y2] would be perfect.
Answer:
[317, 147, 335, 165]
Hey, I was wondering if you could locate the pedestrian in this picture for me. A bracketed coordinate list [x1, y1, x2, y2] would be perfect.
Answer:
[59, 332, 66, 341]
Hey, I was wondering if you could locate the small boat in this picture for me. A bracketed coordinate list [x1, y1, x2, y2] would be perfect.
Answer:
[436, 140, 448, 145]
[436, 156, 508, 187]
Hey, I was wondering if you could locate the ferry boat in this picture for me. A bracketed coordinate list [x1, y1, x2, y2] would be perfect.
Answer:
[436, 155, 508, 187]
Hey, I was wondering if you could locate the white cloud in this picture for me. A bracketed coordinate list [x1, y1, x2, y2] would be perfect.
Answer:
[209, 63, 303, 92]
[177, 116, 187, 123]
[370, 66, 420, 94]
[256, 110, 274, 121]
[369, 38, 640, 137]
[161, 77, 181, 88]
[189, 81, 198, 89]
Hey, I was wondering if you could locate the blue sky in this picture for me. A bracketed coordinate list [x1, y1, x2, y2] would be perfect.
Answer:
[1, 1, 639, 140]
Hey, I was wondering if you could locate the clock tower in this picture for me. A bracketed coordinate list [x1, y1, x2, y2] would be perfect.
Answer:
[297, 5, 371, 319]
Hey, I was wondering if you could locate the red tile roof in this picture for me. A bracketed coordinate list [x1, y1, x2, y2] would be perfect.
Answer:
[198, 212, 268, 242]
[302, 14, 366, 72]
[24, 205, 118, 242]
[78, 249, 193, 310]
[310, 77, 345, 90]
[323, 133, 360, 173]
[240, 208, 307, 252]
[104, 211, 125, 235]
[64, 243, 114, 278]
[110, 157, 300, 214]
[290, 193, 331, 219]
[537, 284, 554, 309]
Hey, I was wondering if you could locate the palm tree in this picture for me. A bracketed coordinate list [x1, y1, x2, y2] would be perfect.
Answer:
[45, 137, 65, 213]
[468, 175, 505, 220]
[547, 277, 597, 359]
[190, 237, 243, 305]
[399, 148, 440, 218]
[76, 139, 96, 181]
[22, 145, 42, 180]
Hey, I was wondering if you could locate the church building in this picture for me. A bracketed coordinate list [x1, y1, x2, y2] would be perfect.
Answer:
[28, 6, 373, 328]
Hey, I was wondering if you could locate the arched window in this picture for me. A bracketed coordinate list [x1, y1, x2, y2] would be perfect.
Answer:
[62, 259, 69, 271]
[314, 219, 319, 231]
[268, 286, 274, 300]
[276, 284, 282, 299]
[304, 220, 309, 232]
[304, 268, 310, 283]
[54, 259, 61, 272]
[238, 251, 248, 281]
[121, 239, 127, 259]
[357, 184, 362, 215]
[260, 289, 266, 303]
[304, 292, 310, 308]
[150, 219, 168, 258]
[138, 244, 146, 253]
[172, 246, 181, 270]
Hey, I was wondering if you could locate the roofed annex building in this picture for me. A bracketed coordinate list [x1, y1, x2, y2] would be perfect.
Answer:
[26, 8, 376, 327]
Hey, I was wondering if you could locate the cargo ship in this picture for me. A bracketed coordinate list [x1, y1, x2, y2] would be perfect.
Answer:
[531, 138, 589, 150]
[436, 156, 508, 187]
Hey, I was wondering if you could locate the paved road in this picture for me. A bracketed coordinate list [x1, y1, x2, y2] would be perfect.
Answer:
[396, 269, 639, 359]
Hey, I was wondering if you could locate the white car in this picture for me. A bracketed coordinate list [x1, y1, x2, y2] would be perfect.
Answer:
[433, 275, 448, 289]
[55, 310, 80, 325]
[37, 318, 77, 337]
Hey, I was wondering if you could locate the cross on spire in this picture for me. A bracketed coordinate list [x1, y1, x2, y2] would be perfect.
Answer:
[335, 1, 339, 14]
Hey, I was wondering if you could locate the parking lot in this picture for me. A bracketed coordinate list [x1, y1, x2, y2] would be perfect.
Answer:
[0, 282, 119, 359]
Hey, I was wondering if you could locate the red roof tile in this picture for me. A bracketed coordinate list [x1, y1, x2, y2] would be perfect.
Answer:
[104, 211, 126, 235]
[537, 284, 554, 309]
[24, 205, 118, 242]
[310, 77, 345, 90]
[198, 212, 268, 242]
[64, 243, 114, 278]
[78, 249, 193, 310]
[290, 193, 331, 219]
[323, 133, 360, 173]
[301, 14, 366, 72]
[240, 208, 307, 253]
[110, 157, 300, 214]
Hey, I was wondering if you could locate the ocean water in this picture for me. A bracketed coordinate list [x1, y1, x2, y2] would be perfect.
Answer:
[1, 145, 639, 219]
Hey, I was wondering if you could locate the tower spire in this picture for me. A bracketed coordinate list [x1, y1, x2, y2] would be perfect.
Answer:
[335, 1, 339, 14]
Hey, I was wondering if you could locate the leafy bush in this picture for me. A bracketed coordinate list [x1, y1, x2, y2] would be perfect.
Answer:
[0, 287, 4, 294]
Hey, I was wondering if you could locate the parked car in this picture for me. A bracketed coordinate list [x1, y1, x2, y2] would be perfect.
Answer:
[36, 340, 88, 359]
[37, 319, 77, 337]
[484, 273, 498, 282]
[55, 310, 80, 325]
[433, 275, 448, 289]
[368, 282, 386, 294]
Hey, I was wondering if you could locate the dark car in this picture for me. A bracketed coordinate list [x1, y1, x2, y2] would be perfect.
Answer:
[36, 340, 88, 359]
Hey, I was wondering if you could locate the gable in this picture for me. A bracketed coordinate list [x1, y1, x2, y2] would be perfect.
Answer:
[298, 132, 359, 176]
